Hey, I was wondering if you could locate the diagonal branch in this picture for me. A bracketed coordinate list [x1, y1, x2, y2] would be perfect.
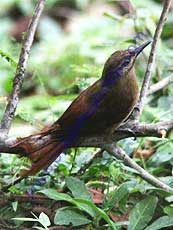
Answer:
[0, 0, 46, 139]
[105, 144, 173, 193]
[134, 0, 172, 120]
[147, 75, 173, 95]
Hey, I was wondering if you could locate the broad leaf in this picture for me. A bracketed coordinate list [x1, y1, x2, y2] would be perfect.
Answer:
[12, 201, 18, 212]
[147, 142, 173, 167]
[163, 205, 173, 216]
[128, 196, 158, 230]
[145, 216, 173, 230]
[54, 207, 91, 226]
[65, 177, 95, 217]
[74, 198, 117, 230]
[107, 181, 136, 210]
[39, 189, 72, 202]
[39, 212, 51, 227]
[65, 177, 92, 201]
[39, 189, 95, 217]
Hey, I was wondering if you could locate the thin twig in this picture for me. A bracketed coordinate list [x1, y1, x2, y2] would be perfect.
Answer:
[0, 0, 45, 139]
[69, 148, 77, 174]
[77, 149, 104, 175]
[0, 193, 52, 203]
[105, 144, 173, 193]
[147, 75, 173, 95]
[134, 0, 172, 119]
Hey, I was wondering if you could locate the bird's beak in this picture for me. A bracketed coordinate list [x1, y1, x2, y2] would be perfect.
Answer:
[135, 41, 151, 56]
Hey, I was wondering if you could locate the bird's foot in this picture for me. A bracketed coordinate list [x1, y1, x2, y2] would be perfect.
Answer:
[123, 107, 140, 123]
[117, 128, 137, 140]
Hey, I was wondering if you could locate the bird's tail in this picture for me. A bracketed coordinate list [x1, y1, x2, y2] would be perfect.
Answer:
[11, 125, 67, 177]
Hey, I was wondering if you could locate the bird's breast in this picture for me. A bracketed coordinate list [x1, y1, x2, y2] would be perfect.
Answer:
[101, 68, 139, 123]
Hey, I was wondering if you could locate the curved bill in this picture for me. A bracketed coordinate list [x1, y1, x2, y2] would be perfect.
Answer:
[135, 41, 152, 56]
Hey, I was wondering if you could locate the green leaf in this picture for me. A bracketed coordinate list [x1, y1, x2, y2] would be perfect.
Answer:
[107, 181, 136, 210]
[39, 212, 51, 227]
[39, 189, 95, 217]
[0, 49, 17, 68]
[39, 189, 72, 202]
[65, 177, 92, 201]
[12, 201, 18, 212]
[65, 177, 96, 218]
[145, 216, 173, 230]
[54, 207, 91, 226]
[16, 109, 36, 125]
[74, 198, 117, 230]
[148, 142, 173, 167]
[164, 205, 173, 216]
[103, 12, 122, 21]
[41, 190, 117, 229]
[128, 196, 158, 230]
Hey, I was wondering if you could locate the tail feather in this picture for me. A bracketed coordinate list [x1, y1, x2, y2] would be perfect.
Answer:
[11, 125, 68, 178]
[29, 141, 58, 162]
[20, 141, 66, 177]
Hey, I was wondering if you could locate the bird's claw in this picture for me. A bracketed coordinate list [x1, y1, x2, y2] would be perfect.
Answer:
[123, 106, 140, 123]
[118, 128, 137, 140]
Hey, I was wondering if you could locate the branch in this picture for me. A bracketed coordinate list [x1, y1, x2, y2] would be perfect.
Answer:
[76, 149, 104, 175]
[0, 0, 45, 139]
[0, 119, 172, 153]
[76, 120, 173, 147]
[147, 75, 173, 95]
[104, 145, 173, 193]
[134, 0, 172, 119]
[0, 119, 172, 191]
[0, 193, 52, 204]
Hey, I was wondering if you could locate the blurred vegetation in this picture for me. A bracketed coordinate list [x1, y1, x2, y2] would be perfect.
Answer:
[0, 0, 173, 229]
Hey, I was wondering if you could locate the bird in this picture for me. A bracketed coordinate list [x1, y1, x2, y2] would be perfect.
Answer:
[11, 41, 151, 179]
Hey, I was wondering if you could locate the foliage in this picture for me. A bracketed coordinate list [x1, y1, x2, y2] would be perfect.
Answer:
[13, 212, 51, 230]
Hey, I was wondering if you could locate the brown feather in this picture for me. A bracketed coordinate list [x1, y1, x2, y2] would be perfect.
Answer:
[11, 42, 150, 179]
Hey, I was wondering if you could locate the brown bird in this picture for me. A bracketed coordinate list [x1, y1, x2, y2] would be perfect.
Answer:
[12, 41, 151, 179]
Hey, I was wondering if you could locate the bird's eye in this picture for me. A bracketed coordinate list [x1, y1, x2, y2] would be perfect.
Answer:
[123, 57, 131, 66]
[125, 58, 130, 63]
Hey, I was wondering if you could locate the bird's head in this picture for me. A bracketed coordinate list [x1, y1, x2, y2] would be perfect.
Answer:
[102, 41, 151, 82]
